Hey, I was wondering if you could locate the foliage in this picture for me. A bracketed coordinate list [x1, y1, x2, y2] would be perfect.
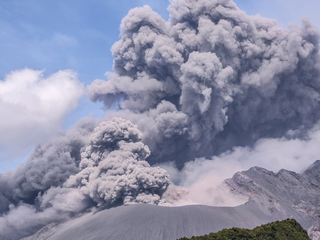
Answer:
[177, 219, 311, 240]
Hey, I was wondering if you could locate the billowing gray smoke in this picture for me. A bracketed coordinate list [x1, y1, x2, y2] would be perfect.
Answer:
[0, 118, 169, 239]
[2, 0, 320, 239]
[0, 118, 95, 205]
[89, 0, 320, 168]
[65, 117, 169, 206]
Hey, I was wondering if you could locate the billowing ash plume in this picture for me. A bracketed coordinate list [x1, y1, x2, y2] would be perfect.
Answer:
[65, 117, 169, 206]
[3, 0, 320, 238]
[0, 118, 169, 240]
[89, 0, 320, 168]
[0, 118, 95, 206]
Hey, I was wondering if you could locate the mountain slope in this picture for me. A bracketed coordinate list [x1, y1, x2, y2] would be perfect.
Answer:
[22, 161, 320, 240]
[22, 203, 286, 240]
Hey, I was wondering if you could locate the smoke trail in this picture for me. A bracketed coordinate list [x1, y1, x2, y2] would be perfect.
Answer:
[89, 0, 320, 168]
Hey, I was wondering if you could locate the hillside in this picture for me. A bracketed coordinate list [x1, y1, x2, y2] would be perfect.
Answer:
[21, 161, 320, 240]
[178, 219, 311, 240]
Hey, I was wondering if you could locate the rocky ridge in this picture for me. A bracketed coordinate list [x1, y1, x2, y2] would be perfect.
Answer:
[225, 160, 320, 239]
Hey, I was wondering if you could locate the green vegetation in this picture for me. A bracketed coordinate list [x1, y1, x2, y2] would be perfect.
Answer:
[178, 219, 311, 240]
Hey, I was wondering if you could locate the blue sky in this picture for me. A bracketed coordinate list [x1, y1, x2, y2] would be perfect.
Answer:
[1, 0, 320, 173]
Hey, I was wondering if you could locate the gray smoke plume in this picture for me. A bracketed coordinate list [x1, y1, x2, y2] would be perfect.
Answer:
[65, 117, 169, 206]
[0, 118, 169, 239]
[0, 118, 95, 207]
[89, 0, 320, 168]
[3, 0, 320, 239]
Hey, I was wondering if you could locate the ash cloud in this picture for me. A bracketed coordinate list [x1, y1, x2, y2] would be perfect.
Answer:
[0, 118, 95, 205]
[3, 0, 320, 238]
[65, 117, 169, 206]
[89, 0, 320, 169]
[0, 118, 169, 240]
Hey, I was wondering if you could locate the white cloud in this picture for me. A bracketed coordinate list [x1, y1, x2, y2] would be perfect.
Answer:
[0, 68, 85, 163]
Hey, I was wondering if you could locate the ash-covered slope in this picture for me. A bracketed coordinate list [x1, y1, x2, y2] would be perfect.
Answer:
[23, 161, 320, 240]
[22, 203, 285, 240]
[225, 160, 320, 239]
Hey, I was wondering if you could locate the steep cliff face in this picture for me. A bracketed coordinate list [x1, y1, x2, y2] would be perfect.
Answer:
[224, 160, 320, 239]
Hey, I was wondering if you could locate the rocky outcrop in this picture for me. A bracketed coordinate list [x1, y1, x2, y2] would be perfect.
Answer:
[225, 160, 320, 239]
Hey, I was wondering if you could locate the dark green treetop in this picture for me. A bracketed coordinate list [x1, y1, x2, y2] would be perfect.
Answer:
[178, 219, 311, 240]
